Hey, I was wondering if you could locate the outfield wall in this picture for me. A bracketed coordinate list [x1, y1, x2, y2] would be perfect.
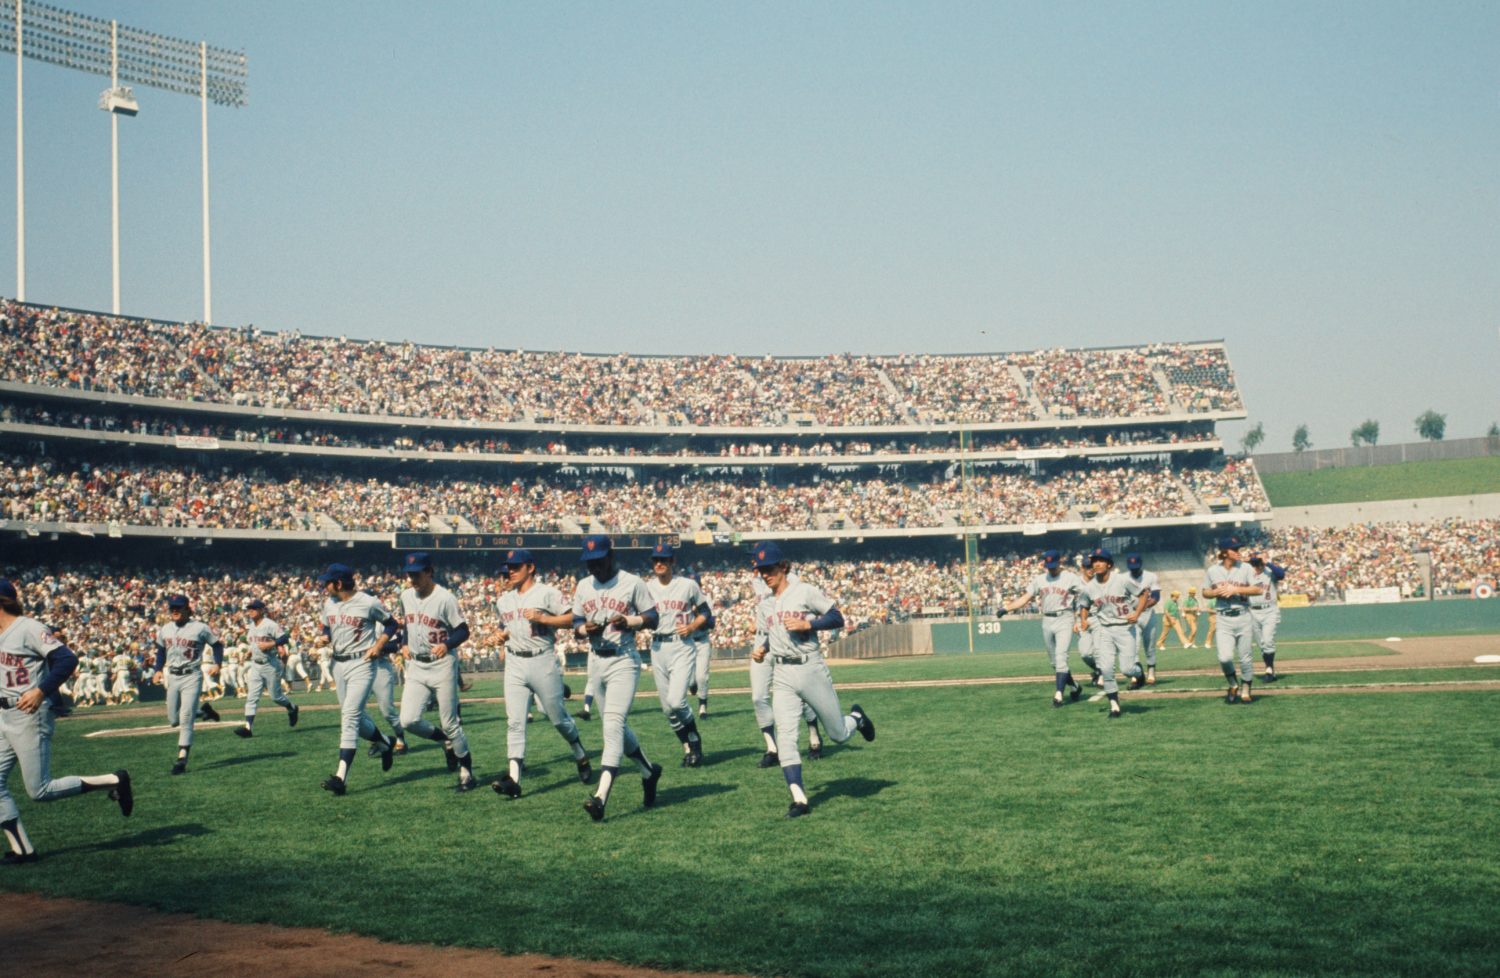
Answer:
[1255, 436, 1500, 474]
[1266, 493, 1500, 528]
[926, 599, 1500, 654]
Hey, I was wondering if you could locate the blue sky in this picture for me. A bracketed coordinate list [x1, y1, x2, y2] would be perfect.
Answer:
[1, 1, 1496, 451]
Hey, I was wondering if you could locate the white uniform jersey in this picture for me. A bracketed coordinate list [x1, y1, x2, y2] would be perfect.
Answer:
[1249, 568, 1281, 609]
[1026, 570, 1084, 615]
[647, 576, 706, 641]
[754, 581, 836, 660]
[495, 583, 568, 655]
[1127, 569, 1160, 620]
[112, 655, 135, 684]
[399, 584, 466, 658]
[0, 616, 65, 697]
[321, 592, 392, 657]
[572, 571, 655, 654]
[1080, 573, 1148, 627]
[156, 620, 219, 669]
[247, 618, 288, 664]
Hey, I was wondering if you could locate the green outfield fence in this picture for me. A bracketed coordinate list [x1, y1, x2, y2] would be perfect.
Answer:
[929, 598, 1500, 654]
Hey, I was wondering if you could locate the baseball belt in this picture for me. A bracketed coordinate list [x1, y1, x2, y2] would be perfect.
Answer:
[167, 664, 197, 676]
[330, 653, 357, 662]
[0, 697, 15, 709]
[772, 653, 813, 665]
[1218, 609, 1245, 617]
[506, 648, 548, 659]
[411, 653, 438, 663]
[591, 647, 621, 657]
[1043, 611, 1072, 617]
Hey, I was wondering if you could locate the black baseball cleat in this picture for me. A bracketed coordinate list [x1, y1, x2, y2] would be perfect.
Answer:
[288, 703, 300, 727]
[170, 760, 187, 776]
[1264, 671, 1279, 683]
[111, 770, 133, 817]
[1, 851, 39, 865]
[381, 738, 396, 772]
[642, 762, 664, 808]
[1090, 669, 1102, 687]
[757, 750, 780, 769]
[583, 796, 606, 821]
[1128, 675, 1146, 690]
[784, 802, 811, 819]
[576, 709, 593, 722]
[492, 774, 522, 799]
[808, 743, 823, 761]
[850, 704, 876, 742]
[1225, 685, 1240, 705]
[233, 725, 253, 739]
[562, 683, 573, 700]
[1070, 681, 1083, 701]
[367, 742, 384, 758]
[1108, 701, 1123, 719]
[321, 776, 347, 796]
[688, 682, 698, 697]
[576, 757, 593, 784]
[453, 777, 479, 793]
[443, 742, 460, 773]
[200, 702, 220, 723]
[1052, 692, 1065, 708]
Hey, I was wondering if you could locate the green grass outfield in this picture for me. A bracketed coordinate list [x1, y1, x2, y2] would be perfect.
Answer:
[1260, 455, 1500, 506]
[5, 653, 1498, 978]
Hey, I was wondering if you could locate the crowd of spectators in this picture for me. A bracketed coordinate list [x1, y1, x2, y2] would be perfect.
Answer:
[1246, 519, 1500, 601]
[1179, 458, 1272, 512]
[1, 398, 1220, 460]
[2, 453, 1258, 534]
[3, 301, 1245, 427]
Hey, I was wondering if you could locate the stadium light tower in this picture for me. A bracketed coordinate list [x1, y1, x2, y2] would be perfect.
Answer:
[0, 0, 247, 322]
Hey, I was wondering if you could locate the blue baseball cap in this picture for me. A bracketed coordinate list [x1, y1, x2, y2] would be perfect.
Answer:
[751, 541, 787, 569]
[317, 563, 355, 584]
[1126, 553, 1143, 569]
[1217, 536, 1243, 552]
[0, 579, 17, 601]
[244, 599, 267, 611]
[166, 594, 190, 609]
[402, 552, 434, 573]
[503, 548, 535, 568]
[651, 542, 676, 561]
[1087, 548, 1114, 565]
[580, 534, 613, 562]
[1041, 549, 1061, 568]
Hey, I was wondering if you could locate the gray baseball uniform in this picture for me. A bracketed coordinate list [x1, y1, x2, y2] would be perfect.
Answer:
[749, 575, 817, 760]
[754, 582, 861, 773]
[156, 620, 219, 749]
[573, 570, 655, 775]
[646, 575, 707, 755]
[244, 617, 295, 720]
[1079, 574, 1146, 695]
[1129, 568, 1162, 668]
[1250, 565, 1283, 676]
[397, 584, 471, 766]
[322, 592, 395, 750]
[1206, 561, 1258, 686]
[496, 582, 587, 779]
[1024, 569, 1083, 671]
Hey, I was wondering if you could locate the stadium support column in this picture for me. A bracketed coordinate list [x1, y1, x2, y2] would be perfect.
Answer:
[1416, 551, 1432, 601]
[960, 426, 979, 653]
[14, 0, 23, 303]
[200, 40, 211, 325]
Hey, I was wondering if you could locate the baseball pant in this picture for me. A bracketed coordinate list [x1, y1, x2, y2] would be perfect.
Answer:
[165, 671, 205, 748]
[332, 658, 381, 750]
[1078, 624, 1097, 672]
[1091, 624, 1142, 695]
[694, 642, 712, 702]
[650, 638, 697, 733]
[751, 654, 815, 735]
[0, 705, 85, 822]
[400, 658, 469, 759]
[111, 675, 136, 700]
[1251, 610, 1279, 661]
[1135, 613, 1160, 668]
[771, 655, 859, 771]
[1217, 613, 1254, 683]
[371, 655, 402, 738]
[584, 653, 602, 705]
[244, 659, 292, 719]
[592, 650, 645, 770]
[504, 652, 581, 760]
[1041, 615, 1074, 672]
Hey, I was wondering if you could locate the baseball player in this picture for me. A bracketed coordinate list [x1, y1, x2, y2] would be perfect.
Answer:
[1002, 548, 1085, 707]
[644, 543, 710, 767]
[0, 578, 133, 864]
[233, 600, 299, 738]
[748, 569, 824, 766]
[367, 586, 406, 758]
[1203, 537, 1264, 704]
[750, 542, 874, 818]
[1076, 559, 1101, 686]
[1124, 554, 1162, 685]
[152, 595, 224, 775]
[572, 534, 663, 822]
[1182, 588, 1201, 647]
[395, 552, 478, 792]
[312, 644, 335, 692]
[492, 548, 592, 799]
[284, 640, 312, 693]
[110, 650, 137, 705]
[1076, 549, 1149, 719]
[1248, 551, 1286, 683]
[316, 563, 400, 796]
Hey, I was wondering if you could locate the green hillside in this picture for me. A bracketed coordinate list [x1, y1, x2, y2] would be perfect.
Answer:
[1261, 456, 1500, 507]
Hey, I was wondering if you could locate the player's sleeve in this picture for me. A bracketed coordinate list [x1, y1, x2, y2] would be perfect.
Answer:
[1025, 576, 1040, 599]
[444, 592, 467, 629]
[153, 638, 167, 671]
[446, 622, 471, 650]
[632, 578, 656, 615]
[802, 584, 836, 618]
[546, 587, 568, 617]
[273, 623, 290, 647]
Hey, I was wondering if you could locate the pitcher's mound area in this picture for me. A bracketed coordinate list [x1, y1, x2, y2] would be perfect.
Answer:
[0, 892, 740, 978]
